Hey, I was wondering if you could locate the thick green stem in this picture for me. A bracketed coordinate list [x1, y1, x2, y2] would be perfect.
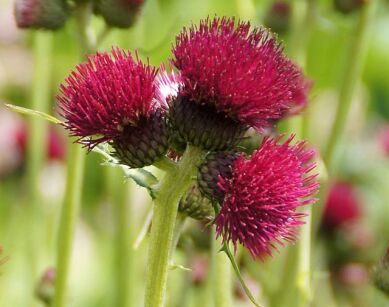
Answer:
[53, 142, 85, 307]
[324, 2, 376, 173]
[212, 230, 232, 307]
[144, 145, 204, 307]
[53, 3, 96, 307]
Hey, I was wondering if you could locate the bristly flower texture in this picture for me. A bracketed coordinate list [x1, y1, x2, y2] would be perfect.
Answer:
[172, 17, 309, 130]
[215, 136, 319, 257]
[57, 48, 157, 149]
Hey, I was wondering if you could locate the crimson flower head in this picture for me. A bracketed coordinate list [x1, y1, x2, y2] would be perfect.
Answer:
[212, 136, 318, 257]
[172, 17, 309, 131]
[58, 48, 169, 168]
[322, 181, 361, 230]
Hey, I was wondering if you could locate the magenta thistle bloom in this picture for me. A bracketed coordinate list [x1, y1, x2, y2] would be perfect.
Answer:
[58, 48, 157, 147]
[58, 48, 169, 168]
[214, 135, 318, 257]
[172, 17, 309, 130]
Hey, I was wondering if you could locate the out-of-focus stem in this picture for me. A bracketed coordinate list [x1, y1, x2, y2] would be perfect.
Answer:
[112, 171, 133, 307]
[26, 31, 52, 305]
[53, 141, 85, 307]
[284, 1, 317, 306]
[212, 229, 232, 307]
[144, 145, 203, 307]
[324, 1, 376, 173]
[53, 3, 95, 307]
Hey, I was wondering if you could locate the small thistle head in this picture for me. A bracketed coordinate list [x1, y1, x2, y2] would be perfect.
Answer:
[14, 0, 69, 30]
[179, 184, 214, 221]
[96, 0, 145, 28]
[201, 135, 318, 257]
[264, 0, 292, 34]
[334, 0, 368, 14]
[35, 267, 56, 305]
[57, 48, 169, 168]
[322, 181, 361, 231]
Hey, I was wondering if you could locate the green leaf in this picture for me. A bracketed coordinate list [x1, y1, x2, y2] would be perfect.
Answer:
[92, 144, 158, 198]
[221, 242, 262, 307]
[3, 103, 62, 124]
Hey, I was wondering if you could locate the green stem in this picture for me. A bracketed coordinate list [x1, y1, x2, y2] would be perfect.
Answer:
[26, 30, 53, 287]
[113, 172, 133, 307]
[144, 145, 204, 307]
[323, 1, 376, 173]
[212, 231, 232, 307]
[27, 32, 53, 206]
[53, 142, 85, 307]
[53, 3, 96, 307]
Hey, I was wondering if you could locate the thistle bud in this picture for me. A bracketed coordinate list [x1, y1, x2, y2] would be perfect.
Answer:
[35, 267, 56, 305]
[197, 151, 241, 202]
[374, 247, 389, 297]
[111, 111, 169, 168]
[14, 0, 69, 30]
[334, 0, 368, 14]
[96, 0, 145, 28]
[264, 1, 291, 34]
[169, 96, 247, 151]
[179, 184, 214, 221]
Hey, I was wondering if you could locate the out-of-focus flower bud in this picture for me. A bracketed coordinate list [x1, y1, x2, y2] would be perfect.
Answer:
[178, 184, 214, 221]
[322, 181, 362, 231]
[264, 1, 291, 34]
[335, 263, 369, 287]
[0, 246, 9, 268]
[374, 247, 389, 297]
[14, 0, 69, 30]
[35, 267, 56, 305]
[96, 0, 145, 28]
[334, 0, 368, 14]
[379, 124, 389, 157]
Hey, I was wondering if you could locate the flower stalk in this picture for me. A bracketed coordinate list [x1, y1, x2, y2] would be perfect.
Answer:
[53, 3, 96, 307]
[324, 0, 376, 172]
[212, 232, 232, 307]
[144, 145, 204, 307]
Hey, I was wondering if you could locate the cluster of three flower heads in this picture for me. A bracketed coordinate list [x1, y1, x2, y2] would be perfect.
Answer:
[58, 17, 319, 258]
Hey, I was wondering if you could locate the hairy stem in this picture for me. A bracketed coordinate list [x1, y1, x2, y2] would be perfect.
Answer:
[144, 145, 204, 307]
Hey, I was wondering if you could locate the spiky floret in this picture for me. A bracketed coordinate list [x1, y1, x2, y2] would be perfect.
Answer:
[57, 48, 157, 148]
[172, 17, 309, 130]
[215, 135, 319, 258]
[57, 48, 170, 168]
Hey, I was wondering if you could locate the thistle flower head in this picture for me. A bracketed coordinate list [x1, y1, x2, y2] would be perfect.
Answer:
[214, 135, 319, 257]
[58, 48, 157, 148]
[172, 17, 309, 130]
[58, 48, 169, 168]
